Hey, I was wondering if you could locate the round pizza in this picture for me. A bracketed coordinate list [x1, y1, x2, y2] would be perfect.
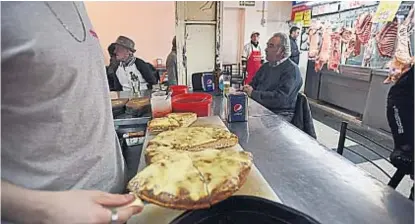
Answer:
[127, 149, 252, 210]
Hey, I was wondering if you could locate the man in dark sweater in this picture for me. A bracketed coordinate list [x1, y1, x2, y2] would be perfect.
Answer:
[242, 32, 303, 122]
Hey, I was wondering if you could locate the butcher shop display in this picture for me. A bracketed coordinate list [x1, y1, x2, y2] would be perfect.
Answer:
[315, 25, 332, 72]
[384, 7, 414, 84]
[328, 32, 341, 72]
[308, 21, 323, 60]
[376, 19, 399, 58]
[304, 4, 414, 79]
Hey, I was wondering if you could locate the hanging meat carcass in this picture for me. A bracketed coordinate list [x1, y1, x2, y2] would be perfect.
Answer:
[354, 33, 362, 56]
[363, 35, 375, 67]
[355, 12, 373, 45]
[343, 28, 359, 59]
[375, 19, 398, 58]
[308, 21, 323, 60]
[315, 25, 332, 72]
[384, 8, 414, 84]
[340, 27, 353, 43]
[328, 32, 341, 72]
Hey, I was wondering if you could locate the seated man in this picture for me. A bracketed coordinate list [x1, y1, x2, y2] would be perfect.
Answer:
[111, 36, 157, 91]
[243, 32, 303, 122]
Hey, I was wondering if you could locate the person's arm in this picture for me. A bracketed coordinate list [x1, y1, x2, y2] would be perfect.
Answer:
[135, 59, 157, 85]
[2, 180, 142, 224]
[250, 66, 300, 109]
[242, 43, 249, 66]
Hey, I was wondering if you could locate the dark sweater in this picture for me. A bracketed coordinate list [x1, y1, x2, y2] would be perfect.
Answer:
[250, 59, 303, 113]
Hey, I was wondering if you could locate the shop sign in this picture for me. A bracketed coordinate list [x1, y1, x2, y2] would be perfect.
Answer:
[239, 1, 255, 7]
[312, 2, 339, 16]
[373, 1, 402, 23]
[291, 4, 310, 20]
[339, 1, 378, 11]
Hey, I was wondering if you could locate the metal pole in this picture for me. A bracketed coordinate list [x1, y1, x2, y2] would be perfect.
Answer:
[337, 122, 348, 155]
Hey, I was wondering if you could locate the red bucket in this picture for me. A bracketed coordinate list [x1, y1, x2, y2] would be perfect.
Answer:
[170, 85, 188, 97]
[172, 93, 213, 117]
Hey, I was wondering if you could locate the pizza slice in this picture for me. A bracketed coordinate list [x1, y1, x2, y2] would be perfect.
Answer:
[148, 117, 181, 134]
[148, 127, 238, 151]
[189, 149, 253, 206]
[127, 152, 211, 210]
[167, 112, 197, 128]
[147, 112, 197, 134]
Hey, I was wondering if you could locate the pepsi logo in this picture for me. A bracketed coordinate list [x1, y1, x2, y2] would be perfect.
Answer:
[233, 104, 243, 113]
[207, 79, 213, 84]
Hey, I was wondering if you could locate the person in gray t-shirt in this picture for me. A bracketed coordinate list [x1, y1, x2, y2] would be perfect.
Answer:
[1, 2, 142, 223]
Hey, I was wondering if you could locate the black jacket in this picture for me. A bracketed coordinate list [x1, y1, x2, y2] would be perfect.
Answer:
[387, 66, 414, 107]
[107, 58, 158, 91]
[250, 60, 303, 113]
[289, 36, 300, 65]
[291, 93, 317, 138]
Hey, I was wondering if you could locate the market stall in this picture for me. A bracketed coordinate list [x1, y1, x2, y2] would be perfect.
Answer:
[112, 89, 414, 224]
[300, 1, 414, 131]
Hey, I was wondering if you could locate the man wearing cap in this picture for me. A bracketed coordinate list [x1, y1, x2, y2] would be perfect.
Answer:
[242, 31, 264, 85]
[112, 36, 157, 91]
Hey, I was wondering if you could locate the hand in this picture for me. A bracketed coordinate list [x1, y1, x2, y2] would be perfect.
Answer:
[242, 85, 253, 97]
[41, 190, 143, 224]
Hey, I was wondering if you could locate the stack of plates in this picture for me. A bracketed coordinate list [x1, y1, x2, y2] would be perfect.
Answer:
[125, 97, 150, 117]
[112, 98, 129, 117]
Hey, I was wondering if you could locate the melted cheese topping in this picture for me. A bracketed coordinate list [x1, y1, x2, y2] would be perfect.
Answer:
[150, 127, 235, 149]
[190, 150, 252, 193]
[149, 117, 180, 130]
[132, 147, 253, 204]
[130, 154, 208, 201]
[167, 113, 197, 127]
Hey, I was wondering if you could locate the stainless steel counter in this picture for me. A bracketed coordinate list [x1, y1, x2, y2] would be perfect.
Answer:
[119, 93, 413, 224]
[214, 95, 414, 224]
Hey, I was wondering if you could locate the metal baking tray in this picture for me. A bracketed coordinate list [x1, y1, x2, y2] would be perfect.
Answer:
[170, 196, 321, 224]
[115, 117, 150, 147]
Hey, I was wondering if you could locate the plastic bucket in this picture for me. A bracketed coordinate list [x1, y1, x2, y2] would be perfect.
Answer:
[170, 85, 188, 97]
[172, 93, 213, 117]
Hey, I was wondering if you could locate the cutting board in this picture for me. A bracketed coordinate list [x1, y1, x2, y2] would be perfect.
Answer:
[128, 116, 281, 224]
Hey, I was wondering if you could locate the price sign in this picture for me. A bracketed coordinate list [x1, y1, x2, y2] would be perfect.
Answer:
[303, 9, 311, 26]
[373, 1, 401, 23]
[294, 11, 304, 24]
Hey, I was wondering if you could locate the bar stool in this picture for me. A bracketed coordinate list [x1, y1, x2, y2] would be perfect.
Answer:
[336, 122, 408, 190]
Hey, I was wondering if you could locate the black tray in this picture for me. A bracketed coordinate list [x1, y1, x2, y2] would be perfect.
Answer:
[170, 196, 321, 224]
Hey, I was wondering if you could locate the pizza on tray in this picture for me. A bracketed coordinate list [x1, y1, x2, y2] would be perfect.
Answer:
[127, 149, 252, 210]
[148, 126, 238, 151]
[148, 112, 197, 134]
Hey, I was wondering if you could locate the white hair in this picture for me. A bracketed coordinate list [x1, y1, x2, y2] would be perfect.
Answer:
[272, 32, 291, 58]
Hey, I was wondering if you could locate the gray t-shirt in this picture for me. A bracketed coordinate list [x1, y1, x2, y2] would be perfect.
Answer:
[1, 2, 126, 193]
